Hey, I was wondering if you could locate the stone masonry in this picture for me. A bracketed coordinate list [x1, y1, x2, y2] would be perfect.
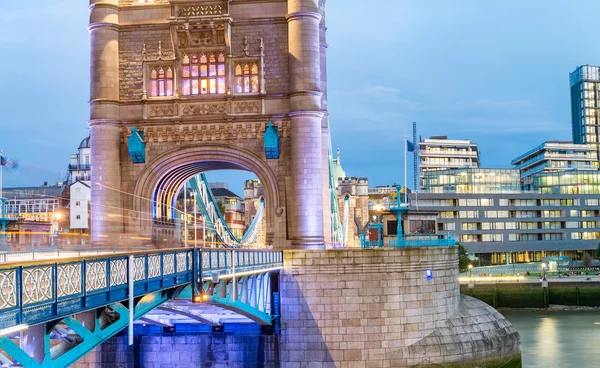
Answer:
[279, 248, 521, 367]
[89, 0, 331, 249]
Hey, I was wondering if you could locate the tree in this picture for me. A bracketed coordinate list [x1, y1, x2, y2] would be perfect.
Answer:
[596, 242, 600, 259]
[216, 200, 226, 215]
[582, 252, 593, 268]
[457, 243, 471, 271]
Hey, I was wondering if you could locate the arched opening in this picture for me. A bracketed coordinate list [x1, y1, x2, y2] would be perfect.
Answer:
[130, 144, 284, 248]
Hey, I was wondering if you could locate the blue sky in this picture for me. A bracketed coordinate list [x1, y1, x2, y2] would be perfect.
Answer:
[1, 1, 599, 194]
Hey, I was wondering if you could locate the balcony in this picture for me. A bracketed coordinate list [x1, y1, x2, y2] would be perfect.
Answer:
[69, 164, 91, 171]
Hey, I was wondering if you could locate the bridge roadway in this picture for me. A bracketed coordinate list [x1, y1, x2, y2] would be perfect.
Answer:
[0, 247, 283, 368]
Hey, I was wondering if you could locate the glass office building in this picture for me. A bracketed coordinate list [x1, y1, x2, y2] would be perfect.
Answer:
[423, 168, 521, 194]
[570, 65, 600, 144]
[534, 171, 600, 194]
[512, 141, 598, 190]
[414, 191, 600, 265]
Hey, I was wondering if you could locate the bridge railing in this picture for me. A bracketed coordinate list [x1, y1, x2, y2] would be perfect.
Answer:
[0, 248, 194, 331]
[0, 248, 283, 331]
[200, 249, 284, 280]
[361, 234, 456, 248]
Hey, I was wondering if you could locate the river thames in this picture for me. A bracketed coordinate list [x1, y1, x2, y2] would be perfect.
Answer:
[503, 310, 600, 367]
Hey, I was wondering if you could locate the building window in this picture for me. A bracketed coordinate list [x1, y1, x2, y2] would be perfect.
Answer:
[76, 201, 81, 207]
[76, 215, 81, 220]
[182, 52, 226, 95]
[149, 67, 174, 97]
[235, 62, 260, 93]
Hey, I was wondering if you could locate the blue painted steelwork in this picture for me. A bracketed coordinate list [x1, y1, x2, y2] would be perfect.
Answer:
[0, 248, 283, 368]
[263, 121, 280, 159]
[327, 136, 344, 247]
[388, 234, 456, 247]
[127, 126, 146, 164]
[189, 175, 265, 247]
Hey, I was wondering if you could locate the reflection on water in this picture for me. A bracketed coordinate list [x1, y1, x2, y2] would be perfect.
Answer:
[503, 311, 600, 368]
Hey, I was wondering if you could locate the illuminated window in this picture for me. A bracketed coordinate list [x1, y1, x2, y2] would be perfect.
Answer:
[149, 67, 174, 97]
[235, 62, 259, 93]
[182, 53, 226, 95]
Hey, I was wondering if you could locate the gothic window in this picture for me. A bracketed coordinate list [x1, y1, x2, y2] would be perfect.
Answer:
[182, 52, 226, 96]
[235, 62, 259, 93]
[149, 67, 173, 97]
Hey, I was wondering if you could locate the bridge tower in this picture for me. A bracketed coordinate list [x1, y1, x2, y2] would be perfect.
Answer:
[88, 0, 330, 249]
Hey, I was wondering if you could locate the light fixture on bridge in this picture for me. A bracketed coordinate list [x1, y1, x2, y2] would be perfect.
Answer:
[263, 121, 280, 159]
[127, 126, 146, 164]
[425, 269, 433, 280]
[0, 324, 28, 337]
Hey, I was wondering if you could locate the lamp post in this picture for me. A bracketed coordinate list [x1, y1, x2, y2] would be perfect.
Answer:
[541, 263, 547, 281]
[468, 264, 474, 289]
[193, 192, 197, 249]
[183, 184, 188, 247]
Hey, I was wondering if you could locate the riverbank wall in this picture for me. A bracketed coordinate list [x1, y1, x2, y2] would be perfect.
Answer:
[462, 281, 600, 308]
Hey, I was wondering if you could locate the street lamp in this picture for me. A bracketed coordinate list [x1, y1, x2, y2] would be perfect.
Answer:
[541, 263, 547, 281]
[468, 264, 474, 289]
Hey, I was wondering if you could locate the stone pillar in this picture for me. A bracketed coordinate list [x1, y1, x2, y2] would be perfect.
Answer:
[21, 324, 47, 364]
[89, 0, 122, 243]
[288, 0, 325, 249]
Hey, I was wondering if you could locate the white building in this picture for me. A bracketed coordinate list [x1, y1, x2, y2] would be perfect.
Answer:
[68, 136, 91, 233]
[70, 181, 90, 232]
[418, 136, 480, 190]
[511, 141, 598, 191]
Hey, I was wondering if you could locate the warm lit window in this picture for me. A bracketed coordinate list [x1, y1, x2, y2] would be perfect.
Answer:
[149, 67, 173, 97]
[182, 52, 226, 95]
[76, 201, 81, 207]
[234, 62, 259, 93]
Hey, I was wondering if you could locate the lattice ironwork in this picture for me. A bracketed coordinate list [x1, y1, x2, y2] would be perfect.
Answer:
[163, 254, 175, 275]
[110, 259, 127, 286]
[134, 257, 145, 281]
[23, 266, 53, 305]
[148, 255, 161, 279]
[0, 270, 16, 310]
[85, 261, 107, 292]
[176, 252, 187, 273]
[57, 263, 82, 298]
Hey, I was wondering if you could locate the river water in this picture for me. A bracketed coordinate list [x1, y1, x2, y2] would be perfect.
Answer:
[502, 311, 600, 367]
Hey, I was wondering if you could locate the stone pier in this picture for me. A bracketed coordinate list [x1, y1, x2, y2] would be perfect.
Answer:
[278, 248, 520, 367]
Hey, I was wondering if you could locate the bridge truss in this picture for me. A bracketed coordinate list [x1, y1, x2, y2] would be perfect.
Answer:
[0, 248, 282, 368]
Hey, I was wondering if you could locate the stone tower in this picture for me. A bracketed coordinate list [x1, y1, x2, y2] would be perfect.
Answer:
[88, 0, 330, 249]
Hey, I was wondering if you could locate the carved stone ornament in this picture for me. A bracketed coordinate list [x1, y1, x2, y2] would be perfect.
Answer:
[181, 103, 226, 116]
[234, 101, 260, 114]
[149, 104, 174, 117]
[178, 3, 224, 17]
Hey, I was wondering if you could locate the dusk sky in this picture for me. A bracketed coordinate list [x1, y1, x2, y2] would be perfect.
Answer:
[2, 1, 599, 195]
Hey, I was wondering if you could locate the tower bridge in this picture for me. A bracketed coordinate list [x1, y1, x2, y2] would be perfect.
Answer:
[0, 0, 523, 366]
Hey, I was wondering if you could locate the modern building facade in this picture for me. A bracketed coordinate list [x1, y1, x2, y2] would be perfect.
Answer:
[414, 191, 600, 265]
[2, 184, 67, 233]
[418, 136, 480, 190]
[423, 168, 521, 194]
[511, 141, 598, 190]
[570, 65, 600, 145]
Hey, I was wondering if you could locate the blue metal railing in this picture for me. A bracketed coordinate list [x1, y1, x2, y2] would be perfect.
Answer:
[0, 248, 284, 331]
[388, 234, 456, 247]
[361, 234, 456, 248]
